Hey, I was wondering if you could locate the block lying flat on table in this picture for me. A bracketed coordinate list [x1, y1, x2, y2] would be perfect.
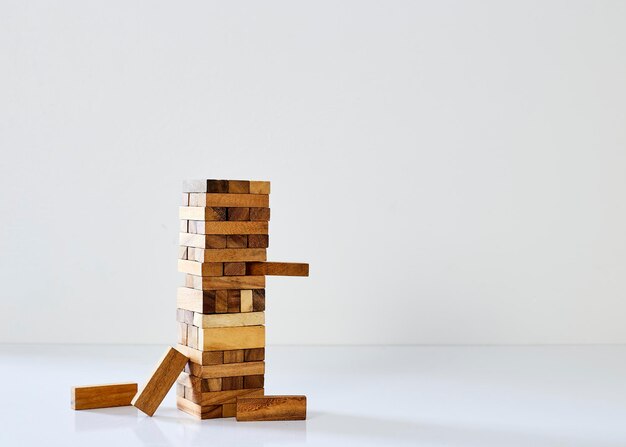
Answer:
[186, 274, 265, 290]
[246, 262, 309, 277]
[178, 220, 269, 235]
[192, 311, 265, 328]
[71, 383, 138, 410]
[236, 395, 307, 421]
[198, 325, 265, 351]
[188, 193, 269, 208]
[187, 361, 265, 379]
[189, 248, 266, 262]
[132, 347, 188, 416]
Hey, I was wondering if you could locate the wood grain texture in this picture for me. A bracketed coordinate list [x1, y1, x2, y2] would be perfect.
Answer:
[249, 207, 270, 221]
[71, 383, 137, 410]
[176, 288, 216, 313]
[223, 262, 245, 276]
[252, 289, 265, 312]
[192, 311, 264, 328]
[226, 235, 248, 248]
[228, 180, 250, 194]
[176, 397, 223, 419]
[249, 181, 270, 194]
[192, 388, 263, 406]
[176, 344, 223, 365]
[244, 348, 265, 362]
[222, 403, 237, 417]
[243, 375, 265, 389]
[236, 395, 306, 421]
[132, 347, 188, 416]
[227, 207, 250, 221]
[247, 234, 269, 248]
[227, 290, 241, 313]
[187, 361, 265, 379]
[187, 275, 265, 290]
[198, 326, 265, 351]
[179, 233, 227, 249]
[188, 193, 269, 208]
[186, 221, 268, 235]
[189, 247, 266, 262]
[223, 350, 244, 363]
[240, 290, 253, 312]
[215, 290, 228, 313]
[222, 377, 244, 390]
[246, 262, 309, 277]
[177, 260, 223, 276]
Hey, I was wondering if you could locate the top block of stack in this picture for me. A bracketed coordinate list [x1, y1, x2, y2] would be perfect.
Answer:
[183, 179, 270, 195]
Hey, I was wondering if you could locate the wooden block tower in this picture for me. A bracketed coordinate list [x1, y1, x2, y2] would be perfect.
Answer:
[175, 179, 309, 419]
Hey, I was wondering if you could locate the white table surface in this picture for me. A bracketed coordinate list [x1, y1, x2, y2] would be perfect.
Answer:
[1, 344, 625, 446]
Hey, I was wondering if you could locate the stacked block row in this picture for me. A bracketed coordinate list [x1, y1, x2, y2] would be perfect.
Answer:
[176, 179, 270, 419]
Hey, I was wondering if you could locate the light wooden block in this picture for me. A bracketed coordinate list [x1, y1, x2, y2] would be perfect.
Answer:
[187, 361, 265, 379]
[226, 235, 248, 248]
[236, 396, 306, 421]
[176, 344, 224, 365]
[132, 347, 189, 416]
[246, 262, 309, 277]
[188, 248, 266, 262]
[71, 383, 137, 410]
[249, 181, 270, 194]
[240, 290, 253, 312]
[176, 287, 216, 313]
[192, 311, 264, 328]
[198, 326, 265, 351]
[177, 259, 223, 276]
[187, 275, 265, 290]
[176, 396, 223, 419]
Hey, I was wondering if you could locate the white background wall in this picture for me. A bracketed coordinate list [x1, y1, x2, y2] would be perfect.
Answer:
[1, 0, 626, 345]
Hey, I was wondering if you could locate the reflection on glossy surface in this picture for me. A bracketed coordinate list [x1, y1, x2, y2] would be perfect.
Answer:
[1, 345, 626, 446]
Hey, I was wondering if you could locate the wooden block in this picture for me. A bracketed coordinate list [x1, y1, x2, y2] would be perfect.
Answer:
[227, 207, 250, 221]
[240, 290, 253, 312]
[246, 262, 309, 277]
[182, 193, 190, 205]
[177, 288, 216, 313]
[248, 234, 269, 248]
[222, 377, 244, 390]
[207, 378, 223, 392]
[185, 221, 268, 235]
[228, 180, 250, 194]
[187, 361, 264, 379]
[223, 350, 244, 364]
[192, 311, 264, 328]
[177, 372, 208, 392]
[71, 383, 138, 410]
[222, 403, 237, 417]
[176, 397, 223, 419]
[249, 181, 270, 194]
[252, 289, 265, 312]
[190, 247, 265, 262]
[180, 220, 188, 233]
[227, 290, 241, 313]
[187, 275, 265, 290]
[184, 388, 263, 406]
[177, 260, 223, 276]
[224, 262, 246, 276]
[182, 179, 229, 193]
[244, 375, 265, 389]
[180, 233, 227, 249]
[178, 246, 188, 260]
[198, 326, 265, 351]
[236, 396, 306, 421]
[249, 207, 270, 221]
[244, 348, 265, 362]
[183, 310, 194, 325]
[181, 206, 227, 221]
[177, 322, 188, 345]
[177, 344, 224, 365]
[187, 325, 198, 349]
[226, 235, 248, 248]
[188, 193, 269, 208]
[132, 347, 188, 416]
[215, 290, 228, 313]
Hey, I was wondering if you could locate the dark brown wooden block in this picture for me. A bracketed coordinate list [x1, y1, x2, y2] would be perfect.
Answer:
[222, 403, 237, 417]
[246, 262, 309, 277]
[227, 290, 241, 313]
[228, 180, 250, 193]
[222, 377, 244, 391]
[252, 289, 265, 312]
[236, 396, 306, 421]
[215, 290, 228, 313]
[248, 234, 269, 248]
[249, 207, 270, 221]
[244, 348, 265, 362]
[227, 207, 250, 221]
[224, 262, 246, 276]
[226, 235, 248, 248]
[243, 375, 264, 389]
[223, 350, 244, 364]
[177, 288, 216, 314]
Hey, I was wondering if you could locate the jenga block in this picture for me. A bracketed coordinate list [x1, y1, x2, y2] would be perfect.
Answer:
[177, 322, 188, 345]
[228, 180, 250, 193]
[244, 348, 265, 362]
[252, 289, 265, 311]
[236, 396, 306, 421]
[182, 193, 190, 205]
[177, 372, 208, 392]
[186, 325, 198, 349]
[176, 397, 222, 419]
[180, 233, 227, 249]
[192, 311, 264, 328]
[222, 377, 244, 390]
[227, 290, 241, 312]
[243, 375, 265, 389]
[183, 388, 263, 406]
[208, 378, 223, 391]
[177, 344, 224, 365]
[190, 247, 265, 262]
[180, 220, 188, 232]
[178, 246, 188, 260]
[222, 403, 237, 417]
[198, 326, 265, 351]
[248, 234, 269, 248]
[246, 262, 309, 277]
[187, 361, 265, 379]
[227, 207, 250, 221]
[226, 235, 248, 248]
[188, 193, 269, 208]
[187, 275, 265, 290]
[249, 207, 270, 221]
[179, 207, 227, 221]
[177, 260, 223, 276]
[185, 221, 268, 235]
[177, 288, 216, 313]
[182, 179, 229, 193]
[224, 262, 246, 276]
[215, 290, 228, 313]
[249, 181, 270, 194]
[132, 347, 188, 416]
[223, 350, 244, 363]
[71, 383, 138, 410]
[240, 290, 253, 312]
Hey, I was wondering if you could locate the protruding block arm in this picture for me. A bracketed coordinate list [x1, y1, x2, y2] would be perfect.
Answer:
[246, 262, 309, 277]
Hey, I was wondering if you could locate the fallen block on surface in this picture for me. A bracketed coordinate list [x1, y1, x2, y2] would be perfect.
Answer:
[236, 395, 307, 421]
[71, 383, 138, 410]
[132, 347, 188, 416]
